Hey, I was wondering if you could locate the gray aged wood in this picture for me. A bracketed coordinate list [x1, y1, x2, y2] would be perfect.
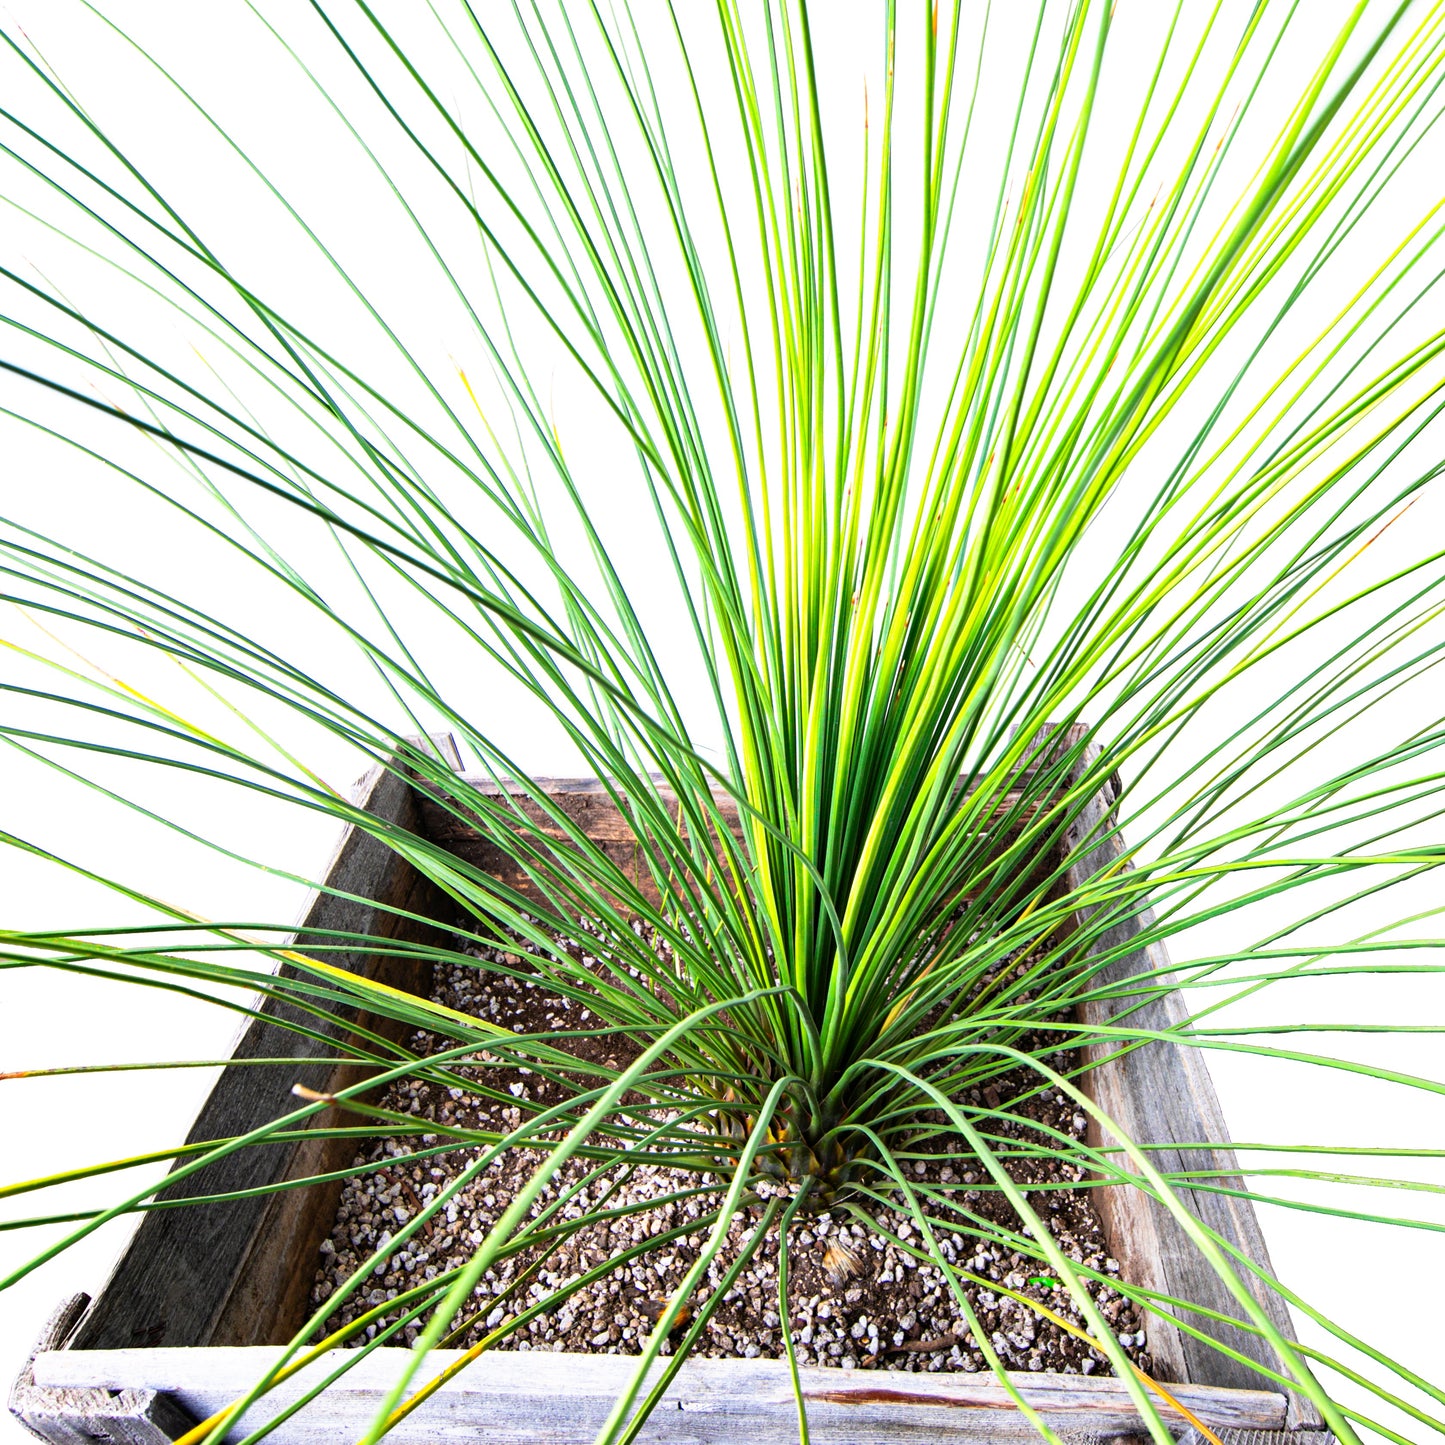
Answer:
[33, 1343, 1287, 1444]
[10, 1295, 197, 1444]
[414, 773, 745, 911]
[70, 762, 450, 1353]
[1174, 1433, 1336, 1445]
[400, 731, 465, 772]
[416, 772, 1043, 912]
[1046, 724, 1325, 1434]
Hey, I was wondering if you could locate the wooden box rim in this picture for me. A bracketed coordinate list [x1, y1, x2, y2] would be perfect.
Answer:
[10, 731, 1329, 1443]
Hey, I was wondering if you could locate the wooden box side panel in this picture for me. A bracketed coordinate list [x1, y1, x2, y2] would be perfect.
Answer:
[417, 773, 1051, 917]
[73, 766, 447, 1353]
[416, 775, 743, 913]
[1058, 738, 1317, 1429]
[30, 1341, 1291, 1444]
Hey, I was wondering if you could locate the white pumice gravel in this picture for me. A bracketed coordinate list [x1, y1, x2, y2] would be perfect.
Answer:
[309, 924, 1151, 1375]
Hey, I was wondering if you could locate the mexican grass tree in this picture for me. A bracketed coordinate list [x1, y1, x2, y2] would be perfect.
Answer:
[2, 1, 1445, 1441]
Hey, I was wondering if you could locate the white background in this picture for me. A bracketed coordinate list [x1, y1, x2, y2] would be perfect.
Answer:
[2, 3, 1443, 1443]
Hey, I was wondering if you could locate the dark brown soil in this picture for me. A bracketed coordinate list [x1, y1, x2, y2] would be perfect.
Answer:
[309, 926, 1152, 1378]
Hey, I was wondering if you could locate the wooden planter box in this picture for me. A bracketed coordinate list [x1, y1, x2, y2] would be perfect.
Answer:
[11, 730, 1333, 1444]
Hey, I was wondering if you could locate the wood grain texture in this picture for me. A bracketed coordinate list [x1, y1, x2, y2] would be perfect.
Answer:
[417, 773, 1044, 913]
[1051, 727, 1321, 1432]
[10, 1295, 194, 1444]
[35, 1345, 1286, 1444]
[72, 765, 448, 1353]
[1174, 1433, 1337, 1444]
[415, 774, 744, 911]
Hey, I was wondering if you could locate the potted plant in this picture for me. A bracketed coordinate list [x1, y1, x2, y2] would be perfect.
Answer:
[4, 4, 1444, 1443]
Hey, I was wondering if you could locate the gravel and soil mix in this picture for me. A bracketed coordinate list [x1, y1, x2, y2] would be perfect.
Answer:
[309, 924, 1152, 1378]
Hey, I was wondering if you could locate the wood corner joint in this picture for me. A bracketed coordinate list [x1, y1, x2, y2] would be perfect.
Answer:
[9, 1293, 198, 1444]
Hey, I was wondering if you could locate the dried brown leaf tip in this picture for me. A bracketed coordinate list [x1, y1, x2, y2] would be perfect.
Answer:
[821, 1237, 861, 1286]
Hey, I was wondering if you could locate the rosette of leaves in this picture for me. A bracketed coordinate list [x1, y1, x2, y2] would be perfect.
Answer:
[3, 4, 1445, 1444]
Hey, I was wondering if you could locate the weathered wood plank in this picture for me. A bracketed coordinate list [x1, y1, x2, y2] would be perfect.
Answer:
[34, 1345, 1287, 1444]
[10, 1295, 194, 1444]
[400, 731, 465, 773]
[72, 764, 448, 1352]
[1050, 727, 1321, 1431]
[1174, 1432, 1337, 1445]
[417, 773, 1045, 912]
